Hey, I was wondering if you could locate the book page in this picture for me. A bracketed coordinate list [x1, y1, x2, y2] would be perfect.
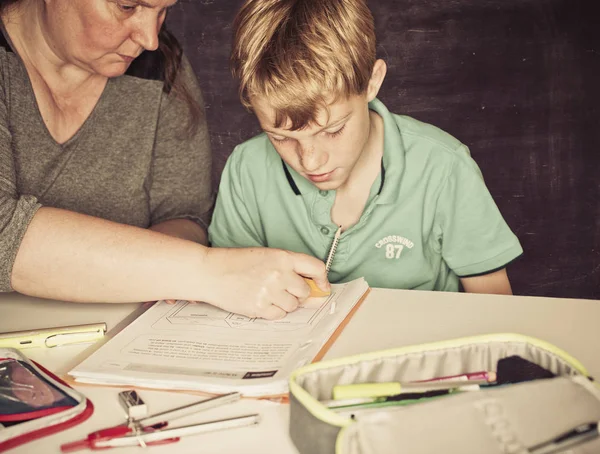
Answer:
[70, 278, 369, 397]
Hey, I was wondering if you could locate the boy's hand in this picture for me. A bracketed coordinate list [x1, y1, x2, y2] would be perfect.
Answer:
[204, 247, 330, 320]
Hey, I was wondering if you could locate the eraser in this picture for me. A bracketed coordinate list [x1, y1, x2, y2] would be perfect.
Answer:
[118, 390, 148, 420]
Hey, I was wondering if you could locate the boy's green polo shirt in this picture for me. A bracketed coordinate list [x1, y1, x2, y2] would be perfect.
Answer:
[209, 99, 522, 291]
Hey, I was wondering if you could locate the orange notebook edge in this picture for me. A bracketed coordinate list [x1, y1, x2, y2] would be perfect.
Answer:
[311, 286, 371, 363]
[62, 374, 290, 403]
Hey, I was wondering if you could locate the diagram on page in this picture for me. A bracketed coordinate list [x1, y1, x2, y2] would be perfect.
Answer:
[151, 293, 335, 332]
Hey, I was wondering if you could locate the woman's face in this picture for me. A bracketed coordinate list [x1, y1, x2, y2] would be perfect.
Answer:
[44, 0, 178, 77]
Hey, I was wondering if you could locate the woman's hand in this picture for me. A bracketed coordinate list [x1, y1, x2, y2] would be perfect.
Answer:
[203, 247, 330, 320]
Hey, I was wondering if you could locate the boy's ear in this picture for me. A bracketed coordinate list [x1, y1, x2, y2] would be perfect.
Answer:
[366, 59, 387, 102]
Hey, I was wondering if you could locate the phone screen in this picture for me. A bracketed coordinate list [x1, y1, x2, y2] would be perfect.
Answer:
[0, 358, 78, 424]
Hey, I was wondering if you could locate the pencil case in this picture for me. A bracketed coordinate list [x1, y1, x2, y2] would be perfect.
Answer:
[289, 333, 600, 454]
[0, 348, 94, 453]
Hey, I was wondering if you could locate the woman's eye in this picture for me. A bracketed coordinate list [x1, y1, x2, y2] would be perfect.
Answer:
[116, 1, 137, 12]
[325, 124, 346, 138]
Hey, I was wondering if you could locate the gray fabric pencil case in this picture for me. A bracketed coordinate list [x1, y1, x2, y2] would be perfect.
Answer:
[289, 333, 600, 454]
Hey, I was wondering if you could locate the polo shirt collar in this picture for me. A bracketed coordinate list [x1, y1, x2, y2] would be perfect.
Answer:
[281, 98, 405, 204]
[370, 98, 404, 205]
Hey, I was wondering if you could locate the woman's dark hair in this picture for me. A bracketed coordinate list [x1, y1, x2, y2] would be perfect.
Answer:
[0, 0, 17, 10]
[1, 0, 201, 136]
[157, 27, 202, 137]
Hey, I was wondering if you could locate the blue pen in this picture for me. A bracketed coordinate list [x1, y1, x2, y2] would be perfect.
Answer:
[528, 422, 598, 454]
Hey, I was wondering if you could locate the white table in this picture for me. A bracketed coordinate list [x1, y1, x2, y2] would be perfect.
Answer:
[1, 290, 599, 453]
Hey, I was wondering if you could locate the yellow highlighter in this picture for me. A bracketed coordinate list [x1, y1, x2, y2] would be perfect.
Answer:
[304, 278, 331, 297]
[333, 382, 403, 400]
[0, 323, 107, 349]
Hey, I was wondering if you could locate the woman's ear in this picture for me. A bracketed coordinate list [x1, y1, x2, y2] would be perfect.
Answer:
[366, 59, 387, 102]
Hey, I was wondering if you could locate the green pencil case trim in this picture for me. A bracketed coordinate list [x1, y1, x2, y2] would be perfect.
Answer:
[288, 332, 597, 454]
[289, 332, 589, 427]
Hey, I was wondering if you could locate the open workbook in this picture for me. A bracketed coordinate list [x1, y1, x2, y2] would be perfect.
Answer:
[69, 278, 370, 397]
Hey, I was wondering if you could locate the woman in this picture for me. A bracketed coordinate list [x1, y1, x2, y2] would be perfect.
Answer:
[0, 0, 328, 320]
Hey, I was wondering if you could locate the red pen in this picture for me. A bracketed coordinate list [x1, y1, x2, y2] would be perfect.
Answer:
[60, 392, 260, 452]
[61, 415, 260, 451]
[414, 371, 497, 384]
[60, 424, 174, 452]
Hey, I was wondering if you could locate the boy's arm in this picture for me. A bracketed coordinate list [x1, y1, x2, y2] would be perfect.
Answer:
[436, 146, 523, 289]
[460, 269, 513, 295]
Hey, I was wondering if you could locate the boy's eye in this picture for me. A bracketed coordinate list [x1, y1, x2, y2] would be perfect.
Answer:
[270, 135, 291, 143]
[325, 124, 346, 138]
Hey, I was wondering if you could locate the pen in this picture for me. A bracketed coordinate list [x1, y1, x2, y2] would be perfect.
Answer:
[98, 415, 261, 449]
[323, 388, 468, 410]
[414, 371, 497, 384]
[136, 392, 241, 427]
[61, 392, 258, 452]
[528, 421, 598, 454]
[0, 323, 107, 349]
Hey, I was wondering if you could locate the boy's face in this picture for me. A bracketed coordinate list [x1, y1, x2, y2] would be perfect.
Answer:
[250, 60, 387, 192]
[252, 93, 376, 191]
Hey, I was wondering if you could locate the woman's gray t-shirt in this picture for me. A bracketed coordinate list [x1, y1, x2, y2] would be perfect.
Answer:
[0, 33, 213, 291]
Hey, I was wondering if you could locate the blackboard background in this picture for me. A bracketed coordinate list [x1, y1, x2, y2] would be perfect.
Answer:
[167, 0, 600, 300]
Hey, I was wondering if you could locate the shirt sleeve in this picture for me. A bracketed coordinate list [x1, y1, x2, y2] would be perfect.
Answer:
[208, 147, 266, 248]
[436, 145, 523, 277]
[149, 55, 213, 229]
[0, 55, 41, 292]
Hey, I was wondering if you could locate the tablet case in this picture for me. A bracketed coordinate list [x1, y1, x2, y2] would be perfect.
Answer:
[0, 348, 93, 452]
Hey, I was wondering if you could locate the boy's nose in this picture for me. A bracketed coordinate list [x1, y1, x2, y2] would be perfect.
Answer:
[297, 142, 328, 173]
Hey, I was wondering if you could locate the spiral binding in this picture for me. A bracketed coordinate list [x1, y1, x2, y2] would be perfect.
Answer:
[325, 226, 342, 274]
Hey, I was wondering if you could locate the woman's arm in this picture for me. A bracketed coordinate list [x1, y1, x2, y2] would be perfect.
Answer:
[11, 207, 328, 319]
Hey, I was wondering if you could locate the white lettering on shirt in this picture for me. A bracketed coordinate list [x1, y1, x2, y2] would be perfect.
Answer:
[375, 235, 415, 249]
[375, 235, 415, 260]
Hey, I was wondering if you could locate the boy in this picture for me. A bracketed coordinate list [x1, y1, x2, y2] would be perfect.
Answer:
[209, 0, 522, 294]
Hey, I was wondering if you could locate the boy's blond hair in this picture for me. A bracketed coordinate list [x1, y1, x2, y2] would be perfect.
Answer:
[231, 0, 376, 130]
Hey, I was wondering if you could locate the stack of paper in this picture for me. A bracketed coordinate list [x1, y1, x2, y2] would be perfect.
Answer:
[69, 278, 370, 397]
